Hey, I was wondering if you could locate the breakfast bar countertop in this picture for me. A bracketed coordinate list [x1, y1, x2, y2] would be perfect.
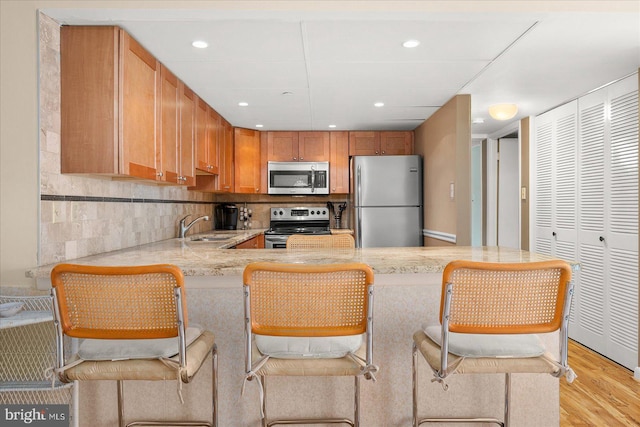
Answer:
[26, 228, 576, 279]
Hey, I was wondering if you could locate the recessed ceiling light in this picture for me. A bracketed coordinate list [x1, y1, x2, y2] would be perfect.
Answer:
[238, 102, 249, 107]
[256, 124, 264, 128]
[374, 102, 385, 108]
[191, 40, 208, 49]
[472, 118, 485, 124]
[402, 39, 420, 48]
[328, 124, 337, 128]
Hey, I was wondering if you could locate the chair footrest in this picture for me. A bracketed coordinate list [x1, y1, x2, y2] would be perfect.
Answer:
[267, 418, 354, 426]
[127, 421, 212, 427]
[417, 417, 503, 426]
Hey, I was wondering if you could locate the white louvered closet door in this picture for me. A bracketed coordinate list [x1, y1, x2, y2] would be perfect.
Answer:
[575, 74, 638, 370]
[533, 101, 578, 263]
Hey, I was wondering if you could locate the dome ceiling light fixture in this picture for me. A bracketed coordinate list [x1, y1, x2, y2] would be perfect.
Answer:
[488, 104, 518, 120]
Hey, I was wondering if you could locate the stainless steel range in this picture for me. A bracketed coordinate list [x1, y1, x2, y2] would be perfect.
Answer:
[264, 207, 331, 248]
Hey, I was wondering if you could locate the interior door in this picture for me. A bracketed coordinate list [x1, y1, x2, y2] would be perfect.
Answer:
[497, 138, 520, 249]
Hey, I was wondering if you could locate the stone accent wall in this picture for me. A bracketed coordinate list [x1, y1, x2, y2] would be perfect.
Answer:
[38, 13, 214, 265]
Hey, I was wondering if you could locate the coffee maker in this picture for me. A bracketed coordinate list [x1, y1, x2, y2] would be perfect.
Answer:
[215, 204, 238, 230]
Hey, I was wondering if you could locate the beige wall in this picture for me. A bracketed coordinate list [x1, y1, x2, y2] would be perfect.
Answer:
[414, 95, 472, 246]
[1, 1, 40, 287]
[520, 117, 531, 250]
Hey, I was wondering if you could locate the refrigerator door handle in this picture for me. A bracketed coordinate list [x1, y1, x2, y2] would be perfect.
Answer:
[356, 165, 361, 206]
[356, 165, 362, 247]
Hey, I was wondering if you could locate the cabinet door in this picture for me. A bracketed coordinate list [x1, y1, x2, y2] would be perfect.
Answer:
[120, 29, 160, 181]
[330, 131, 350, 194]
[235, 235, 264, 249]
[219, 119, 234, 192]
[61, 26, 119, 174]
[234, 128, 261, 193]
[195, 98, 209, 173]
[159, 65, 179, 183]
[267, 132, 299, 161]
[349, 131, 380, 156]
[298, 132, 330, 161]
[380, 131, 413, 155]
[179, 83, 196, 186]
[207, 107, 221, 174]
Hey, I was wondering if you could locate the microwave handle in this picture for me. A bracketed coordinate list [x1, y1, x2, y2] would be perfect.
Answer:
[310, 165, 316, 193]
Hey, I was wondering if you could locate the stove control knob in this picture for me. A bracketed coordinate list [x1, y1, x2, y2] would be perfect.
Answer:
[279, 210, 284, 216]
[322, 210, 326, 215]
[310, 211, 314, 215]
[273, 210, 278, 216]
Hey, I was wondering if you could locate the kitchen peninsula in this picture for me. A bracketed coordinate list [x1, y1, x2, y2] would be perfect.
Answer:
[26, 236, 577, 427]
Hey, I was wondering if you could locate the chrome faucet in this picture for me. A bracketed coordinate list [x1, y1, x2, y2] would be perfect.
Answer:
[179, 215, 210, 238]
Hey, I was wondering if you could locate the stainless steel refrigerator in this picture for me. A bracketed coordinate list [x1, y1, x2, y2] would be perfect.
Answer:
[350, 155, 423, 248]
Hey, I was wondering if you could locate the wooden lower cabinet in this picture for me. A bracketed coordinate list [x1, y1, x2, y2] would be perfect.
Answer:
[234, 235, 264, 249]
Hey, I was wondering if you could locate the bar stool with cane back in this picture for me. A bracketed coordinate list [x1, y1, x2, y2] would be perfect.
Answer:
[242, 262, 377, 427]
[50, 263, 218, 427]
[412, 260, 576, 427]
[286, 234, 355, 249]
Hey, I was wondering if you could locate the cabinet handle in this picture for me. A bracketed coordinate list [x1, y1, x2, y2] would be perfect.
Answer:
[599, 236, 605, 242]
[293, 157, 297, 161]
[300, 157, 303, 160]
[382, 151, 385, 154]
[157, 172, 163, 177]
[375, 151, 379, 154]
[255, 188, 259, 192]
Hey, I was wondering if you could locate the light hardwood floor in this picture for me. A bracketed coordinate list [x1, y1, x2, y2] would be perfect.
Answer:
[560, 340, 640, 426]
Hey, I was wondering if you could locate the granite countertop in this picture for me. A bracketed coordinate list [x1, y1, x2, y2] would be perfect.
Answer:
[26, 228, 575, 279]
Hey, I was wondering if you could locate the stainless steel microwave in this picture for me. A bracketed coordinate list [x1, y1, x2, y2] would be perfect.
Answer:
[267, 161, 329, 195]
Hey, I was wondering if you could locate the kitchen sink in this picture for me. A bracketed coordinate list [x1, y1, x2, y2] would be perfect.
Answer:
[190, 236, 231, 242]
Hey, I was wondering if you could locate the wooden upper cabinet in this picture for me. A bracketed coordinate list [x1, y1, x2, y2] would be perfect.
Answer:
[195, 99, 220, 175]
[267, 131, 330, 162]
[234, 128, 261, 194]
[380, 131, 414, 155]
[61, 26, 161, 180]
[298, 132, 330, 161]
[159, 64, 179, 183]
[179, 83, 196, 186]
[329, 131, 350, 194]
[120, 30, 161, 180]
[267, 132, 299, 161]
[349, 131, 380, 156]
[219, 119, 234, 192]
[349, 131, 413, 156]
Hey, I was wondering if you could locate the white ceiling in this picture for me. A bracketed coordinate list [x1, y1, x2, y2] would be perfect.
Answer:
[43, 3, 640, 136]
